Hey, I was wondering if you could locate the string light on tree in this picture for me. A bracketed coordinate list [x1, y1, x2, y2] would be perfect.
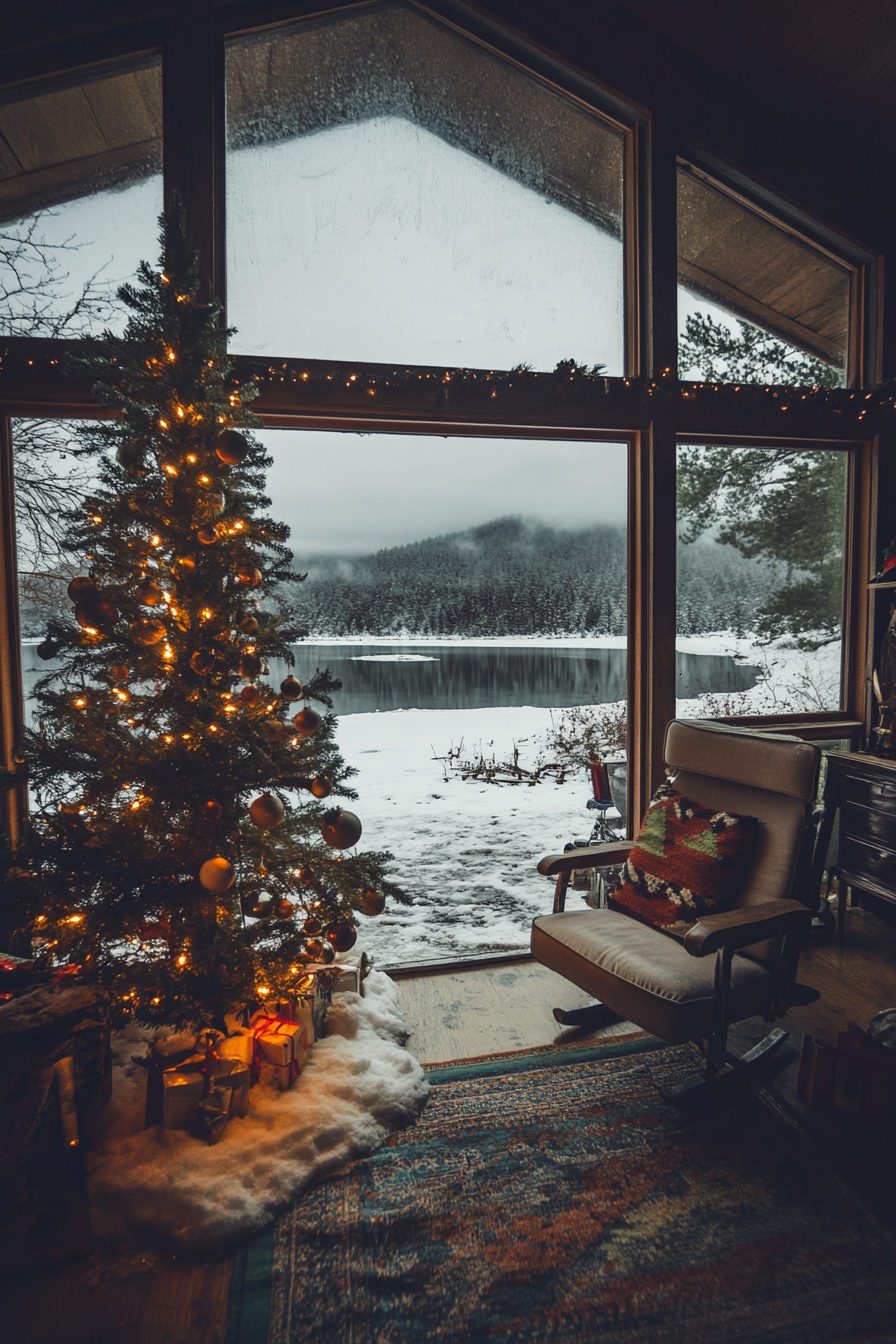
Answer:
[7, 203, 406, 1029]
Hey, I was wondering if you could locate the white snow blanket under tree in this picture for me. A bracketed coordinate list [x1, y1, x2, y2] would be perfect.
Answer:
[86, 971, 428, 1259]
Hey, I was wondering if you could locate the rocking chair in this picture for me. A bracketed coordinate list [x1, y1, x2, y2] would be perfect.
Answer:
[531, 719, 823, 1108]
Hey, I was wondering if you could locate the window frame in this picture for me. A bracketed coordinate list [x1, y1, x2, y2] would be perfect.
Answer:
[0, 0, 885, 848]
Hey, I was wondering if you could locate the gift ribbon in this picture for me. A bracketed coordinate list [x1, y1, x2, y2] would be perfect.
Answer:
[251, 1015, 301, 1084]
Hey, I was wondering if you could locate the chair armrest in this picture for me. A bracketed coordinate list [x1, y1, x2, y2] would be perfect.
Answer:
[683, 899, 812, 958]
[537, 842, 632, 877]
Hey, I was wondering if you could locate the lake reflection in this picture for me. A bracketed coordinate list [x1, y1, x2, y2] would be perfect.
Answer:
[265, 643, 759, 714]
[20, 640, 760, 717]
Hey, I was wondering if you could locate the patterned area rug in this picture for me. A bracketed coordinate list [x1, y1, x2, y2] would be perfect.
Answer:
[226, 1039, 896, 1343]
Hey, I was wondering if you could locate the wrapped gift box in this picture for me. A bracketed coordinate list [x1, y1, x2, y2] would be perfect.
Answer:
[305, 951, 368, 997]
[292, 981, 329, 1042]
[250, 1013, 310, 1090]
[162, 1060, 205, 1129]
[218, 1029, 254, 1067]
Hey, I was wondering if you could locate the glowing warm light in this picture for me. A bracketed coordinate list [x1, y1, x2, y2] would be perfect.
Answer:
[151, 535, 162, 546]
[233, 521, 245, 530]
[167, 349, 176, 361]
[209, 724, 218, 732]
[257, 986, 270, 997]
[176, 406, 185, 419]
[162, 645, 174, 660]
[112, 689, 129, 702]
[162, 591, 172, 603]
[224, 705, 237, 714]
[159, 418, 169, 429]
[177, 954, 188, 966]
[164, 734, 174, 743]
[66, 914, 84, 924]
[74, 697, 86, 708]
[163, 464, 178, 476]
[181, 733, 191, 740]
[186, 454, 197, 464]
[199, 474, 211, 484]
[160, 273, 169, 283]
[91, 514, 103, 523]
[35, 915, 47, 926]
[201, 608, 213, 620]
[151, 996, 162, 1005]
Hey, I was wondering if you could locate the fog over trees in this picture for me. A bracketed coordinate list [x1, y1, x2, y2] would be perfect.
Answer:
[285, 515, 783, 639]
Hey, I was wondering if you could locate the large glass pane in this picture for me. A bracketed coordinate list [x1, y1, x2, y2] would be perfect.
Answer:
[258, 429, 630, 967]
[226, 1, 626, 371]
[0, 59, 162, 337]
[676, 442, 847, 718]
[678, 163, 851, 387]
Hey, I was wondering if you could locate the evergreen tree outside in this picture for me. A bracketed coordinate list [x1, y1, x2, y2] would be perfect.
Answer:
[5, 210, 405, 1029]
[678, 310, 846, 646]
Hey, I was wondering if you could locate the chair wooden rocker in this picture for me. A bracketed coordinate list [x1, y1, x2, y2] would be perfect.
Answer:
[531, 720, 823, 1108]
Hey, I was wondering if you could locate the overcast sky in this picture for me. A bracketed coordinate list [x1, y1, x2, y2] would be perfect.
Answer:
[261, 430, 628, 555]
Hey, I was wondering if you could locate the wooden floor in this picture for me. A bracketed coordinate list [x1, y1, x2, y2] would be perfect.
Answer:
[5, 903, 896, 1344]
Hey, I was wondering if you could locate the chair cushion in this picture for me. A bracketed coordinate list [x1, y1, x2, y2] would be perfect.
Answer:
[531, 909, 772, 1042]
[608, 782, 761, 929]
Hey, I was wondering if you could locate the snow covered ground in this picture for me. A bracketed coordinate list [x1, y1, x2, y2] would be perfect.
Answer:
[343, 631, 841, 969]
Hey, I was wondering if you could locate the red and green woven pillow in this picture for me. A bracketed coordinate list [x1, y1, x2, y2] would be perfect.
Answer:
[608, 782, 761, 929]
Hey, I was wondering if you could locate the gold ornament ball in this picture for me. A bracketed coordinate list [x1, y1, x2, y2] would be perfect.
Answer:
[326, 923, 357, 953]
[239, 653, 261, 678]
[310, 774, 332, 799]
[134, 579, 164, 606]
[360, 889, 386, 917]
[76, 594, 119, 629]
[249, 793, 285, 830]
[320, 809, 362, 850]
[239, 614, 260, 635]
[236, 566, 262, 588]
[214, 429, 250, 465]
[131, 618, 167, 645]
[302, 916, 321, 935]
[304, 938, 324, 960]
[280, 675, 303, 700]
[317, 944, 336, 964]
[274, 898, 295, 920]
[293, 706, 322, 737]
[111, 664, 129, 681]
[191, 649, 216, 675]
[199, 857, 235, 892]
[67, 575, 97, 602]
[240, 685, 260, 704]
[197, 525, 218, 545]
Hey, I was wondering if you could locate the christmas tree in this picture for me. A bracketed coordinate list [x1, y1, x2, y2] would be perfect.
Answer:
[7, 208, 404, 1029]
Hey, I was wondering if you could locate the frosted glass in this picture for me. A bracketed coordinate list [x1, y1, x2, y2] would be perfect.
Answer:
[226, 3, 626, 371]
[227, 118, 624, 370]
[0, 60, 162, 337]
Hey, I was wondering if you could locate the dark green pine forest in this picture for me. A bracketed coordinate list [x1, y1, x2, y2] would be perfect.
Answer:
[285, 515, 784, 639]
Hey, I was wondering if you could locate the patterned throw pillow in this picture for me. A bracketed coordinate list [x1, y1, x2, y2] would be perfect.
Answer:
[608, 782, 761, 930]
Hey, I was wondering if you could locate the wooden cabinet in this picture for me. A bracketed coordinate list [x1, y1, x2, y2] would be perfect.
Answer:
[823, 751, 896, 939]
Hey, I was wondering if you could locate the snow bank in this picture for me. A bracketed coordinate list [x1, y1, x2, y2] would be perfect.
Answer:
[341, 704, 595, 967]
[86, 971, 428, 1260]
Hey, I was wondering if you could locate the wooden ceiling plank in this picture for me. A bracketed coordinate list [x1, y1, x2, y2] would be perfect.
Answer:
[0, 132, 24, 179]
[0, 139, 161, 226]
[0, 86, 107, 173]
[678, 260, 845, 365]
[83, 68, 161, 150]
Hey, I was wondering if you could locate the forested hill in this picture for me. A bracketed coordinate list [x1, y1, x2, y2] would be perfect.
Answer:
[284, 516, 782, 639]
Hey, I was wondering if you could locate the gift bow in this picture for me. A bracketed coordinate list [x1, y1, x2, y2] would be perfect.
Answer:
[251, 1014, 301, 1084]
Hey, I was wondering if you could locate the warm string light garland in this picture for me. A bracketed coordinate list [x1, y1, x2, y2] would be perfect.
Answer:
[3, 344, 893, 425]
